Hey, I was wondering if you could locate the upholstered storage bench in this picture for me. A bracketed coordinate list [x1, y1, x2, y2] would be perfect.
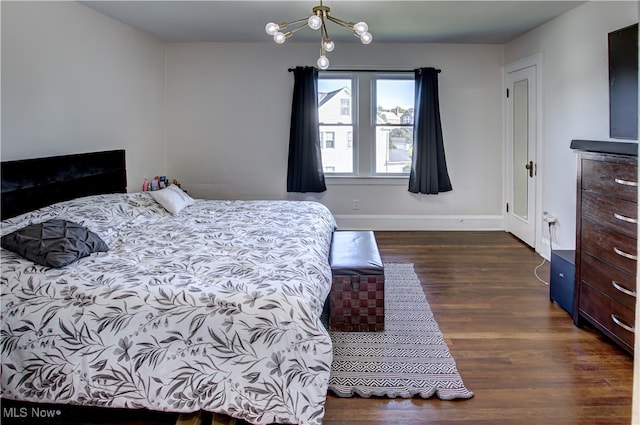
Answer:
[329, 231, 385, 332]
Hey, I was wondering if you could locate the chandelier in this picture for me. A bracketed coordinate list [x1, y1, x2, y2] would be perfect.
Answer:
[265, 0, 372, 70]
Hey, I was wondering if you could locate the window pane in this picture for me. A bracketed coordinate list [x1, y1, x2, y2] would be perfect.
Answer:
[320, 125, 353, 173]
[375, 126, 414, 174]
[375, 79, 414, 174]
[318, 79, 352, 124]
[319, 78, 353, 173]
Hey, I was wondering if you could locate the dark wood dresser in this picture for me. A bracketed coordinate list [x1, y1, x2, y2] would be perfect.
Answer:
[572, 140, 638, 354]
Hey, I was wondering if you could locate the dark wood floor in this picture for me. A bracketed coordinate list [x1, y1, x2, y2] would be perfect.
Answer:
[2, 231, 633, 425]
[322, 231, 633, 425]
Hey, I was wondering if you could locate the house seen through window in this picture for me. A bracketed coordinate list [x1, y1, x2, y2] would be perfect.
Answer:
[318, 73, 415, 176]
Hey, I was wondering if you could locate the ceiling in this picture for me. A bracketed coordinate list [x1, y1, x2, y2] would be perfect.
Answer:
[80, 0, 586, 44]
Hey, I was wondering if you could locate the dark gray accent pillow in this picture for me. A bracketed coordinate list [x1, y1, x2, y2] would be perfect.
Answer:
[1, 219, 109, 268]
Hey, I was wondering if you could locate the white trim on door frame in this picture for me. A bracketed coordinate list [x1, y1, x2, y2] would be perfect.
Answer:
[503, 53, 546, 258]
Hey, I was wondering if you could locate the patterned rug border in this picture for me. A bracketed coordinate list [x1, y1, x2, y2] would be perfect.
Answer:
[328, 262, 474, 400]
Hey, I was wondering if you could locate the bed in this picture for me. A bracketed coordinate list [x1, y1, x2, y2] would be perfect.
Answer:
[0, 150, 336, 425]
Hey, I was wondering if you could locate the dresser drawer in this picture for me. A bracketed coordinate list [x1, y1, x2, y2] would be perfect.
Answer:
[579, 283, 635, 349]
[581, 252, 636, 310]
[582, 159, 637, 202]
[581, 221, 637, 274]
[582, 191, 637, 238]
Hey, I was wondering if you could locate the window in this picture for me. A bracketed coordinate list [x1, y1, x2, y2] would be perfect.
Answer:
[318, 77, 355, 174]
[374, 79, 415, 175]
[318, 73, 414, 177]
[321, 131, 335, 149]
[341, 99, 350, 116]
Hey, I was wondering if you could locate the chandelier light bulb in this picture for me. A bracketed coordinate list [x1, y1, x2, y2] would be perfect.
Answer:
[353, 21, 368, 35]
[265, 22, 279, 36]
[317, 55, 330, 70]
[360, 31, 373, 44]
[323, 39, 335, 52]
[274, 32, 287, 44]
[308, 15, 322, 30]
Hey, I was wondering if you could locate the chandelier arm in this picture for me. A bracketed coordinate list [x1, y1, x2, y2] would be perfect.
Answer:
[279, 17, 309, 29]
[321, 18, 330, 42]
[325, 15, 354, 30]
[288, 22, 311, 36]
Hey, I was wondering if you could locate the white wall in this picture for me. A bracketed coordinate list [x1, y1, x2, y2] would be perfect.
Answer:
[165, 42, 505, 230]
[504, 1, 639, 250]
[8, 1, 634, 236]
[1, 1, 166, 190]
[0, 2, 507, 231]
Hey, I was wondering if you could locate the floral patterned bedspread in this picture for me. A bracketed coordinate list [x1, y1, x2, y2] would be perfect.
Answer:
[1, 193, 337, 425]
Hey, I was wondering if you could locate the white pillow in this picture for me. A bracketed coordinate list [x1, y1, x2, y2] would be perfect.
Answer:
[150, 185, 194, 215]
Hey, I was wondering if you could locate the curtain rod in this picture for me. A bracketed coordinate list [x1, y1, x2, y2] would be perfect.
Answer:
[288, 67, 441, 73]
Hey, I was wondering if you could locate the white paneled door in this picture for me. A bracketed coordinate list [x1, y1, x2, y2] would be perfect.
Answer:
[506, 64, 537, 247]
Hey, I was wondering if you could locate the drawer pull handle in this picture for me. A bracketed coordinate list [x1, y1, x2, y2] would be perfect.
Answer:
[611, 314, 635, 333]
[613, 212, 638, 224]
[612, 280, 637, 298]
[614, 178, 638, 187]
[613, 247, 637, 261]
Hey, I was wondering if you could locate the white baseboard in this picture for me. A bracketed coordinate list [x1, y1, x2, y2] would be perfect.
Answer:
[539, 237, 551, 261]
[333, 214, 505, 231]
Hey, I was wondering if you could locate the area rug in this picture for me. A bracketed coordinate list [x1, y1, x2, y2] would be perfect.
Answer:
[328, 263, 474, 400]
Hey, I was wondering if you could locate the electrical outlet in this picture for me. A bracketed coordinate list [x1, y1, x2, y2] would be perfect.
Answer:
[543, 211, 557, 224]
[352, 199, 360, 210]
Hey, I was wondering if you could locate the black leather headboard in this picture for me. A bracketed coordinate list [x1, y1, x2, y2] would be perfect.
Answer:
[1, 150, 127, 220]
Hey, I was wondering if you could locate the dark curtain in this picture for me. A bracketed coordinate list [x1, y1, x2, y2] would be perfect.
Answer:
[287, 66, 326, 193]
[408, 67, 452, 194]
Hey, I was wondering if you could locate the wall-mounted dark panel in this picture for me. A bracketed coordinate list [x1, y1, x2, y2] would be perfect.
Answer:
[609, 23, 638, 140]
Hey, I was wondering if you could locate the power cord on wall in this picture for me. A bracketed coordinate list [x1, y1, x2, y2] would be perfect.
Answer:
[533, 221, 556, 285]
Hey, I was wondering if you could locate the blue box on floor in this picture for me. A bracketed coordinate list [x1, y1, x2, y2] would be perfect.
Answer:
[550, 250, 575, 315]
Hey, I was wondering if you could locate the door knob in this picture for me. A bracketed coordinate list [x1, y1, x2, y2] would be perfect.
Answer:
[525, 161, 533, 178]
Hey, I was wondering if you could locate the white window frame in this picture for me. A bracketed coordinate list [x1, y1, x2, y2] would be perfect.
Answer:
[319, 71, 414, 182]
